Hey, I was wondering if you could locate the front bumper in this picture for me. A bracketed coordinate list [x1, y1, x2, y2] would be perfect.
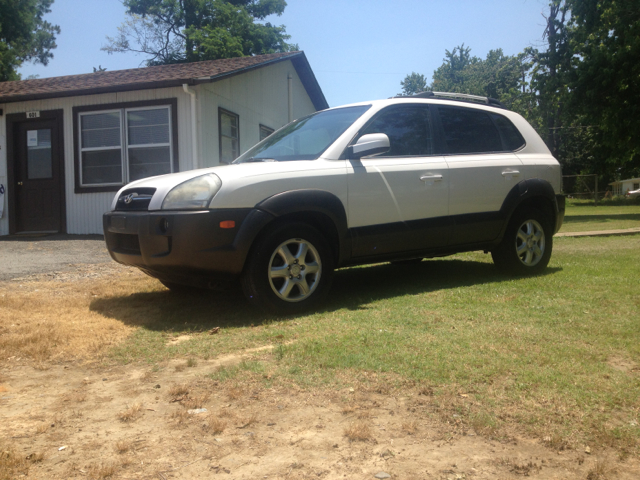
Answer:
[103, 208, 274, 286]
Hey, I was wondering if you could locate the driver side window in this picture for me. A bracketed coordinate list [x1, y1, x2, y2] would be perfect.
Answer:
[361, 105, 433, 157]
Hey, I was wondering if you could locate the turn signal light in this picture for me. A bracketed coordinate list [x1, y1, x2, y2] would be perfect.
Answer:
[219, 220, 235, 229]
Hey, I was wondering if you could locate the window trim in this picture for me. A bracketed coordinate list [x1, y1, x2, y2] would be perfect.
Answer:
[218, 108, 240, 165]
[259, 124, 274, 141]
[350, 104, 437, 159]
[73, 98, 179, 193]
[433, 105, 526, 156]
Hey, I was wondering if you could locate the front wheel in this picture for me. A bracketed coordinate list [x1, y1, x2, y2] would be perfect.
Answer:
[492, 208, 553, 275]
[242, 223, 334, 314]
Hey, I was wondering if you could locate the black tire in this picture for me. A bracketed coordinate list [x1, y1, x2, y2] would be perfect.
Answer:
[241, 222, 334, 314]
[492, 207, 553, 275]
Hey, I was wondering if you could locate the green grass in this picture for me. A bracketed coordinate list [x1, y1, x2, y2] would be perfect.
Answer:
[560, 199, 640, 232]
[101, 234, 640, 452]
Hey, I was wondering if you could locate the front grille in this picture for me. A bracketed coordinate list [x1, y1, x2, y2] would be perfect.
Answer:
[115, 187, 156, 211]
[113, 233, 141, 255]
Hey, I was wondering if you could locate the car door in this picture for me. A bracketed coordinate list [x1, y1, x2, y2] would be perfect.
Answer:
[347, 104, 451, 257]
[434, 105, 524, 245]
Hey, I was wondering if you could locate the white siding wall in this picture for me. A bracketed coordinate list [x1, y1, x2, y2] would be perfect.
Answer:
[199, 60, 317, 167]
[0, 60, 319, 235]
[0, 87, 194, 235]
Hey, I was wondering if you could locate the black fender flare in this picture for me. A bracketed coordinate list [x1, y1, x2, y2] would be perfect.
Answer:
[498, 178, 560, 238]
[255, 189, 350, 265]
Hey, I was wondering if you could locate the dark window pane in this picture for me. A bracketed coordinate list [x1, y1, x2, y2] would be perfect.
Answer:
[128, 146, 171, 181]
[220, 110, 240, 163]
[82, 150, 122, 184]
[81, 112, 121, 148]
[439, 107, 503, 154]
[260, 125, 274, 141]
[362, 106, 432, 156]
[491, 114, 525, 151]
[127, 108, 170, 145]
[27, 129, 52, 179]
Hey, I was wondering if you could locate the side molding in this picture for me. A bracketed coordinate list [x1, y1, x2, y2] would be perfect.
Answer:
[256, 189, 350, 265]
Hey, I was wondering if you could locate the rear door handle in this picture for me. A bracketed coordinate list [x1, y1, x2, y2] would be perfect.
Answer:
[420, 174, 443, 182]
[502, 170, 520, 177]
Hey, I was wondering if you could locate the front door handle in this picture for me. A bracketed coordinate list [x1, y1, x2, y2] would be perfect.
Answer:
[420, 174, 443, 182]
[17, 181, 23, 186]
[502, 170, 520, 177]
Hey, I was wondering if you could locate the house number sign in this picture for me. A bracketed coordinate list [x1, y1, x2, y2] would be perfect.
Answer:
[26, 111, 40, 119]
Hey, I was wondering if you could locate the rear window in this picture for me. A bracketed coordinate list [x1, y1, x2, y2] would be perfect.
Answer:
[491, 113, 526, 151]
[438, 106, 503, 154]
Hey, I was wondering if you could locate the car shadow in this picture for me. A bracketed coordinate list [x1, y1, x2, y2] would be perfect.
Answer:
[90, 258, 561, 333]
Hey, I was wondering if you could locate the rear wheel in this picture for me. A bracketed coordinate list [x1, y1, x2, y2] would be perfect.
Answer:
[492, 208, 553, 275]
[242, 223, 334, 314]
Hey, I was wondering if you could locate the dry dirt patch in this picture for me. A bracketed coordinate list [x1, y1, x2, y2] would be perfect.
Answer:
[1, 265, 640, 479]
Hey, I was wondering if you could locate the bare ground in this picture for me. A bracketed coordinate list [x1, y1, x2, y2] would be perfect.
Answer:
[1, 260, 639, 479]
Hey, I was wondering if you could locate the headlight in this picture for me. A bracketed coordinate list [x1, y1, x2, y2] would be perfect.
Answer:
[161, 174, 222, 210]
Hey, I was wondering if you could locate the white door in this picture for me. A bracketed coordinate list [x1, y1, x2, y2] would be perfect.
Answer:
[436, 105, 523, 244]
[347, 105, 450, 257]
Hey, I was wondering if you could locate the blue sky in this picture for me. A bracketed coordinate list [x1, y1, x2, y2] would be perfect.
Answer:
[19, 0, 551, 107]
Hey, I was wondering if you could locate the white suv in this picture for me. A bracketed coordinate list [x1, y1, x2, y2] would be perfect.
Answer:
[104, 92, 565, 313]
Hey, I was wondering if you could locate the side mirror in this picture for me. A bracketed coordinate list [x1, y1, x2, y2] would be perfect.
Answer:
[348, 133, 390, 159]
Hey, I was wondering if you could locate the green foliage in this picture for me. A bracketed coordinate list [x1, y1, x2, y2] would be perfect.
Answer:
[0, 0, 60, 81]
[567, 0, 640, 174]
[398, 72, 427, 96]
[104, 0, 294, 65]
[399, 0, 640, 182]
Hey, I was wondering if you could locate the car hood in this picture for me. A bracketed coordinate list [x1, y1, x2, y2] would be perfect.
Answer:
[109, 160, 333, 211]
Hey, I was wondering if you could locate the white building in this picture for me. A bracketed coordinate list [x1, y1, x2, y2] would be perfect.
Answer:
[0, 52, 327, 235]
[609, 178, 640, 196]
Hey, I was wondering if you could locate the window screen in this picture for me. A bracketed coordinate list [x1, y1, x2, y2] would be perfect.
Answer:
[260, 125, 274, 141]
[79, 106, 173, 186]
[127, 108, 172, 181]
[219, 109, 239, 164]
[361, 106, 432, 156]
[438, 107, 503, 154]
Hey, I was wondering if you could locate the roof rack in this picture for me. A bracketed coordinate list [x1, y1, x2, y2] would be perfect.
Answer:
[397, 91, 506, 109]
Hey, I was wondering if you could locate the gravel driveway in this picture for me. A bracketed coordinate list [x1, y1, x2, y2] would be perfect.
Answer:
[0, 234, 111, 281]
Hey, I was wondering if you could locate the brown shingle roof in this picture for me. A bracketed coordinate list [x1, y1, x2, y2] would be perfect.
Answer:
[0, 52, 328, 110]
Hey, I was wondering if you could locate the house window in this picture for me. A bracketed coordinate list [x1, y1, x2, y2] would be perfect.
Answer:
[219, 108, 239, 164]
[79, 105, 173, 186]
[260, 124, 274, 141]
[634, 183, 639, 190]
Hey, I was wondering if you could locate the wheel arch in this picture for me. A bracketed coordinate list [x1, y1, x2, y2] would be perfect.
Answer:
[499, 179, 560, 240]
[253, 189, 350, 267]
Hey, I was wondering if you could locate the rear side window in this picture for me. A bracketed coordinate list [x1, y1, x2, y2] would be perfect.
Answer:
[491, 113, 526, 151]
[361, 105, 432, 156]
[438, 106, 503, 154]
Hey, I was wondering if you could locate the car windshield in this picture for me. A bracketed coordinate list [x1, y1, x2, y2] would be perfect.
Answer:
[234, 105, 371, 163]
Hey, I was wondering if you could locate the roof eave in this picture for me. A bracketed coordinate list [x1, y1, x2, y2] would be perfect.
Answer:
[0, 52, 329, 110]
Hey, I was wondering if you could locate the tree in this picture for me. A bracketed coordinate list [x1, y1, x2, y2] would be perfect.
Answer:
[567, 0, 640, 175]
[398, 72, 427, 96]
[103, 0, 296, 65]
[0, 0, 60, 82]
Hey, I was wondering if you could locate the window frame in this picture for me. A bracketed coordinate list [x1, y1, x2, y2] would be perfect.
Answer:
[218, 108, 240, 164]
[432, 105, 525, 155]
[259, 124, 274, 141]
[73, 98, 179, 194]
[351, 104, 437, 159]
